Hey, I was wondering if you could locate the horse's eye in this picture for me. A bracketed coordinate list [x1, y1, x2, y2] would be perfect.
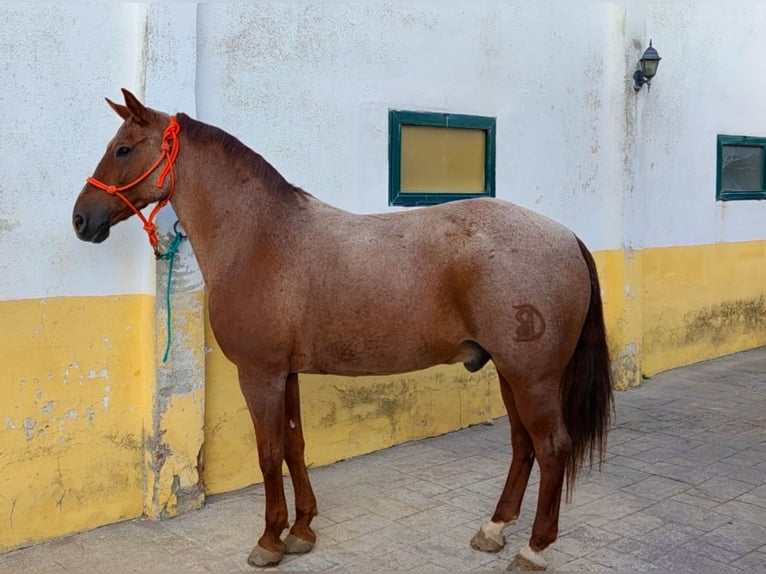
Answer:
[116, 146, 132, 158]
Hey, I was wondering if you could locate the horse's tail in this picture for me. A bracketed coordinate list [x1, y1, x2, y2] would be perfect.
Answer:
[561, 236, 614, 501]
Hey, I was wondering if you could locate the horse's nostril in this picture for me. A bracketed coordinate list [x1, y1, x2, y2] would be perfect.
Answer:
[73, 213, 85, 234]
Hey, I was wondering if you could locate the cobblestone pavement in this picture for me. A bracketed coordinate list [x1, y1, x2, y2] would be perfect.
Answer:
[2, 348, 765, 571]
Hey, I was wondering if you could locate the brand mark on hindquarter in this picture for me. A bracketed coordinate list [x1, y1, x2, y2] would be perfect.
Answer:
[513, 304, 546, 342]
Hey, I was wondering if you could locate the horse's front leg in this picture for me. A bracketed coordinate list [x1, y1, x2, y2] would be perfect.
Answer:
[238, 367, 289, 567]
[283, 373, 318, 554]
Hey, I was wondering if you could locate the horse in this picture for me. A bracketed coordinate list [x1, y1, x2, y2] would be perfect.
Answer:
[72, 89, 613, 571]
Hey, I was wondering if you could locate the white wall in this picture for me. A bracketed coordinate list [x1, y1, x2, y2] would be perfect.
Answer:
[0, 4, 156, 300]
[3, 1, 766, 304]
[195, 2, 621, 251]
[630, 2, 766, 249]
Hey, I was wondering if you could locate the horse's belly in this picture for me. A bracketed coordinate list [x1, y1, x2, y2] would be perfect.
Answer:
[294, 336, 463, 377]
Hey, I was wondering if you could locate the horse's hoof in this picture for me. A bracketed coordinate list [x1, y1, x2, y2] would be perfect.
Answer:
[247, 543, 285, 568]
[507, 545, 547, 571]
[285, 532, 315, 554]
[471, 527, 505, 552]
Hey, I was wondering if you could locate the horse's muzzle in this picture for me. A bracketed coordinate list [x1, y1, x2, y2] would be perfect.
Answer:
[72, 210, 110, 243]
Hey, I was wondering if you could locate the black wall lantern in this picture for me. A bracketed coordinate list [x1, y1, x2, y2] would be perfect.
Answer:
[633, 39, 662, 91]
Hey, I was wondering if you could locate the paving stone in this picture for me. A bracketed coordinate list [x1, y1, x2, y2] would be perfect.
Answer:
[643, 499, 732, 532]
[274, 552, 340, 571]
[713, 500, 766, 528]
[655, 548, 739, 571]
[586, 464, 652, 490]
[433, 489, 495, 516]
[669, 491, 724, 510]
[554, 524, 621, 557]
[317, 513, 395, 543]
[697, 519, 766, 557]
[396, 504, 483, 537]
[607, 428, 646, 446]
[316, 503, 369, 524]
[405, 535, 497, 570]
[567, 481, 619, 508]
[585, 544, 662, 571]
[575, 491, 655, 527]
[721, 449, 764, 467]
[731, 550, 766, 570]
[0, 542, 71, 571]
[620, 475, 690, 499]
[631, 444, 698, 464]
[462, 476, 507, 500]
[600, 511, 666, 537]
[383, 484, 447, 512]
[679, 443, 741, 464]
[560, 556, 618, 571]
[338, 544, 430, 571]
[354, 493, 425, 521]
[643, 460, 720, 485]
[687, 475, 755, 502]
[675, 536, 741, 566]
[708, 460, 766, 486]
[633, 522, 704, 559]
[736, 483, 766, 508]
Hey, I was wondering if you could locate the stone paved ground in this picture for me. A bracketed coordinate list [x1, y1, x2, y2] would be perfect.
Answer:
[2, 348, 765, 571]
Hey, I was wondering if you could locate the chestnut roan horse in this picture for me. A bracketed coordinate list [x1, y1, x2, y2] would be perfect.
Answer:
[72, 90, 613, 571]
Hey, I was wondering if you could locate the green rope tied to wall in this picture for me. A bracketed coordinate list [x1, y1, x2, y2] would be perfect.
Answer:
[159, 221, 187, 363]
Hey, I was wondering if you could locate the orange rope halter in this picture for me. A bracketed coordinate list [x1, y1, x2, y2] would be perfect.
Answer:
[87, 116, 180, 258]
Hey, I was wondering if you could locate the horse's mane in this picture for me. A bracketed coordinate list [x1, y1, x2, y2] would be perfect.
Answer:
[176, 113, 310, 199]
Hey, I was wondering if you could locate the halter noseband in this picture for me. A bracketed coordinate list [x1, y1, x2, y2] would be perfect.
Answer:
[86, 116, 180, 258]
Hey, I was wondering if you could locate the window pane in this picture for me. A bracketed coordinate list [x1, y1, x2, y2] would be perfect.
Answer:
[721, 145, 763, 191]
[400, 125, 485, 193]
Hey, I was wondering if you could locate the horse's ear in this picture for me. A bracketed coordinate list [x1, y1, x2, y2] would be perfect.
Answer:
[105, 97, 131, 121]
[121, 88, 148, 125]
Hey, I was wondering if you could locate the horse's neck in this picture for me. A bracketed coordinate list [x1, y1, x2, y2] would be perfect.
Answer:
[169, 144, 301, 286]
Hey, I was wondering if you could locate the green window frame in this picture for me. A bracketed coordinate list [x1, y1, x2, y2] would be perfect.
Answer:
[717, 134, 766, 201]
[388, 110, 496, 206]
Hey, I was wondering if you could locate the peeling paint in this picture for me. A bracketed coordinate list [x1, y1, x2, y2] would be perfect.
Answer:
[613, 343, 641, 391]
[4, 417, 15, 430]
[41, 401, 55, 415]
[22, 418, 37, 441]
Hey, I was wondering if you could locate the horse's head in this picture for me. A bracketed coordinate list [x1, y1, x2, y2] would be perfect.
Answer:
[72, 89, 175, 248]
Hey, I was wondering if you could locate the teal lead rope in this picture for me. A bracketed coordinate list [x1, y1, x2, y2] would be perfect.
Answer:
[159, 221, 187, 363]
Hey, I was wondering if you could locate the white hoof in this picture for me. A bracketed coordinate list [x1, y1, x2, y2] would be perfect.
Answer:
[508, 544, 548, 571]
[471, 520, 508, 552]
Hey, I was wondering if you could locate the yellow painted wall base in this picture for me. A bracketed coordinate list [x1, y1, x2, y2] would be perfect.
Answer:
[640, 241, 766, 375]
[0, 295, 154, 552]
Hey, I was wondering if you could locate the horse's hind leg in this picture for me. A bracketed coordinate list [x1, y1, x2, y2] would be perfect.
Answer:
[283, 373, 318, 554]
[471, 373, 535, 553]
[506, 372, 572, 572]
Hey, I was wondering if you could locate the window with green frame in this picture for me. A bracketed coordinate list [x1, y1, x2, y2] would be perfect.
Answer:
[717, 134, 766, 201]
[388, 110, 496, 206]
